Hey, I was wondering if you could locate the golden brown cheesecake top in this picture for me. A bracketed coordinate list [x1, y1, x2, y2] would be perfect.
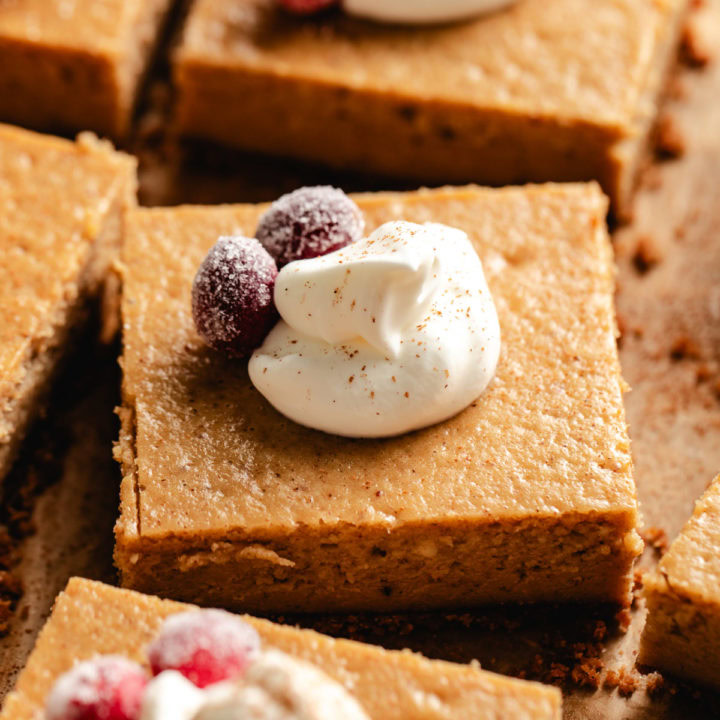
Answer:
[647, 474, 720, 607]
[0, 0, 152, 52]
[0, 124, 135, 426]
[0, 578, 562, 719]
[177, 0, 683, 130]
[118, 184, 636, 543]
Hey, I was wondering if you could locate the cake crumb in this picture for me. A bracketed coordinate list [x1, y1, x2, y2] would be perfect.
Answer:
[571, 657, 604, 689]
[605, 666, 642, 696]
[681, 23, 712, 67]
[655, 115, 686, 158]
[632, 235, 663, 274]
[670, 335, 702, 361]
[645, 671, 666, 697]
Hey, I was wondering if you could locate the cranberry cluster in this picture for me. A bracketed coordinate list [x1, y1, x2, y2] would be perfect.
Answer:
[46, 610, 261, 720]
[192, 186, 363, 358]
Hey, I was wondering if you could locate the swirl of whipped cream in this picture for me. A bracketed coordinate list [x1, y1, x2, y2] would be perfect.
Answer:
[248, 220, 500, 438]
[342, 0, 517, 25]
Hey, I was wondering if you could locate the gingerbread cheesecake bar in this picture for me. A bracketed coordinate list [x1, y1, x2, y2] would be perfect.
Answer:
[639, 473, 720, 688]
[174, 0, 687, 218]
[0, 577, 563, 720]
[0, 0, 174, 138]
[115, 183, 641, 614]
[0, 123, 136, 485]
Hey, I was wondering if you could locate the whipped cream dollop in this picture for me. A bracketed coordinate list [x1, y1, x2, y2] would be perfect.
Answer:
[342, 0, 517, 25]
[249, 220, 500, 437]
[141, 652, 369, 720]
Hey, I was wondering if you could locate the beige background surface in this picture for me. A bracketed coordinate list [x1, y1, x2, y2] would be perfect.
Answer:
[1, 2, 719, 717]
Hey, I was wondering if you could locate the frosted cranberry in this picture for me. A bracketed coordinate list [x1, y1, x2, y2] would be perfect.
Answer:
[192, 236, 278, 358]
[278, 0, 339, 14]
[148, 610, 261, 688]
[256, 186, 364, 267]
[45, 656, 148, 720]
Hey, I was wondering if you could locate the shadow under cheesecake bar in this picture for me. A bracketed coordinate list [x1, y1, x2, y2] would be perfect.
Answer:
[639, 473, 720, 688]
[0, 123, 136, 485]
[0, 0, 174, 138]
[115, 184, 642, 614]
[174, 0, 688, 219]
[0, 577, 563, 719]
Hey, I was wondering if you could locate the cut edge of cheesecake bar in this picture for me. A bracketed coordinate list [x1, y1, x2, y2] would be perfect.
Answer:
[113, 184, 641, 614]
[639, 473, 720, 688]
[0, 577, 563, 720]
[0, 0, 173, 138]
[0, 126, 137, 484]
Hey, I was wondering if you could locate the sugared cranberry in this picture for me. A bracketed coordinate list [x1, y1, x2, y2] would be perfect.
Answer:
[45, 656, 148, 720]
[192, 236, 278, 358]
[255, 186, 364, 268]
[278, 0, 339, 14]
[147, 610, 261, 688]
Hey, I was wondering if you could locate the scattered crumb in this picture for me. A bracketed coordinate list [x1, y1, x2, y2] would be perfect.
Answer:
[641, 527, 669, 556]
[655, 115, 686, 158]
[571, 657, 605, 689]
[605, 666, 642, 696]
[632, 235, 663, 274]
[645, 671, 666, 697]
[670, 335, 702, 361]
[681, 23, 712, 68]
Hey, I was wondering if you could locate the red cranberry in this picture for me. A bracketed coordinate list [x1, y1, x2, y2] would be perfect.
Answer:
[278, 0, 339, 14]
[147, 610, 261, 688]
[45, 656, 148, 720]
[192, 236, 278, 358]
[256, 186, 364, 268]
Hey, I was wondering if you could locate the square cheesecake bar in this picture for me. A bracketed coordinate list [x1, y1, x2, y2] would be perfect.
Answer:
[115, 183, 642, 614]
[0, 0, 174, 138]
[0, 123, 136, 485]
[174, 0, 688, 218]
[639, 474, 720, 688]
[0, 578, 563, 720]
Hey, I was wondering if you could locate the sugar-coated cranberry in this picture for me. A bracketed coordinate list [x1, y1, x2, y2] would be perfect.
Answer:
[147, 610, 261, 688]
[45, 656, 148, 720]
[192, 236, 279, 358]
[278, 0, 339, 14]
[256, 186, 364, 268]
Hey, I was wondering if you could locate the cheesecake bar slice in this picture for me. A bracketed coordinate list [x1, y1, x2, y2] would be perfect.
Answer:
[0, 123, 136, 485]
[174, 0, 687, 218]
[0, 0, 174, 138]
[115, 183, 642, 614]
[639, 473, 720, 688]
[0, 578, 563, 720]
